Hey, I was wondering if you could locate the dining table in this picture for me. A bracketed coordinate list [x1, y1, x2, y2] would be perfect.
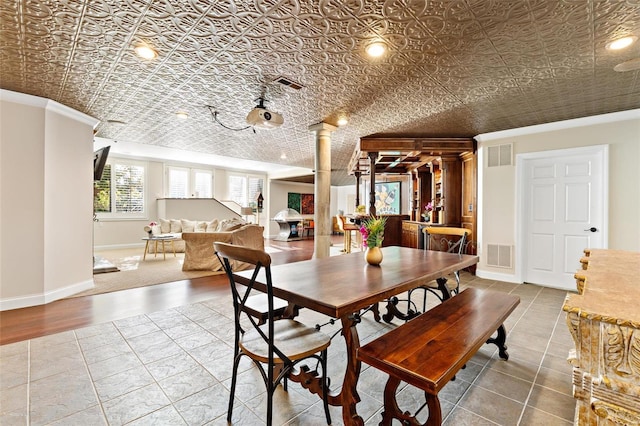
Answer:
[233, 245, 479, 425]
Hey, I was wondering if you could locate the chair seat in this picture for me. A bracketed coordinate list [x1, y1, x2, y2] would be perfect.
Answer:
[240, 319, 331, 363]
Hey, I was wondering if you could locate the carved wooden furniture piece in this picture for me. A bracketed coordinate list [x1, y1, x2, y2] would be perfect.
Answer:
[233, 246, 479, 425]
[358, 288, 519, 425]
[214, 242, 332, 426]
[563, 249, 640, 425]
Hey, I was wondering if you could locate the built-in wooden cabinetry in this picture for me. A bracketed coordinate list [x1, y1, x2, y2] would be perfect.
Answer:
[349, 137, 477, 255]
[411, 169, 432, 221]
[401, 221, 427, 249]
[461, 152, 477, 248]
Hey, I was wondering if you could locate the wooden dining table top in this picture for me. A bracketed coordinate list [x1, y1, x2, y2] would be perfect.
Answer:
[233, 246, 479, 318]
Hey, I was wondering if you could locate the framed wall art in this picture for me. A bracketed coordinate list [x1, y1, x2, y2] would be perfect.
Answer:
[374, 181, 400, 214]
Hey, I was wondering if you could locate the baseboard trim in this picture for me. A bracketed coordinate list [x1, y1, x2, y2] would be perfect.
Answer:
[0, 279, 94, 311]
[475, 269, 522, 284]
[93, 243, 145, 251]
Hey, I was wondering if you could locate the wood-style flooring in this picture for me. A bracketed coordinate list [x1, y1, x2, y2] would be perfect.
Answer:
[0, 237, 326, 346]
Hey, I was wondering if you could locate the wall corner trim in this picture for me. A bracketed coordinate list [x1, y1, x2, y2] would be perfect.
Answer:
[1, 88, 99, 128]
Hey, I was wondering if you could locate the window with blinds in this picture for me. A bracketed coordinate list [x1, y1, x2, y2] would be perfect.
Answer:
[248, 177, 264, 210]
[94, 160, 145, 218]
[166, 166, 213, 198]
[228, 174, 264, 209]
[168, 167, 189, 198]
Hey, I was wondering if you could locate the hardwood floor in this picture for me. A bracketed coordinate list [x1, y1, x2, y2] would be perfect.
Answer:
[0, 237, 326, 346]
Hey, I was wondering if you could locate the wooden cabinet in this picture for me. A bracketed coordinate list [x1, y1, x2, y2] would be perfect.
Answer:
[401, 221, 427, 249]
[411, 169, 433, 221]
[381, 214, 410, 247]
[461, 152, 477, 247]
[439, 155, 463, 227]
[402, 222, 420, 248]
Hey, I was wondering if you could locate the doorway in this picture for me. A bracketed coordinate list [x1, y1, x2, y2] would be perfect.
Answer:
[516, 145, 608, 290]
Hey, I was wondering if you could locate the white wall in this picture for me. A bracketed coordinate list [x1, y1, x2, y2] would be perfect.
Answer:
[477, 110, 640, 281]
[1, 90, 98, 310]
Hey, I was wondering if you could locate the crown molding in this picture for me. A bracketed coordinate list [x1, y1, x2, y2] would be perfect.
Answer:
[475, 109, 640, 143]
[1, 89, 99, 128]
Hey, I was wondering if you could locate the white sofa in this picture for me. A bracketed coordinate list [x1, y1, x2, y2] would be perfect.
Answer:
[143, 217, 248, 253]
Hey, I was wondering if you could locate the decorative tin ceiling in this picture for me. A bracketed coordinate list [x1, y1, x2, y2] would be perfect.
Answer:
[1, 0, 639, 185]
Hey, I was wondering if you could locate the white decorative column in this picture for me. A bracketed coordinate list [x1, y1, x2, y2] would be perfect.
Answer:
[308, 122, 337, 258]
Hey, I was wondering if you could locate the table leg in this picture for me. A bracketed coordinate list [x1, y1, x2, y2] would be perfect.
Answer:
[154, 240, 158, 258]
[171, 240, 176, 257]
[143, 240, 150, 260]
[161, 240, 166, 260]
[331, 313, 365, 425]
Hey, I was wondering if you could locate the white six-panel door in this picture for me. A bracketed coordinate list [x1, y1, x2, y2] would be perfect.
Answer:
[520, 146, 607, 290]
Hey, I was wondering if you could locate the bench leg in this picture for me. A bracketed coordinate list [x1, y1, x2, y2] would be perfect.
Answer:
[486, 324, 509, 360]
[380, 375, 442, 426]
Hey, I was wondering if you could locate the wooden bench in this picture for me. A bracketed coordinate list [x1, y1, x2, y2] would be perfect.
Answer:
[357, 288, 520, 425]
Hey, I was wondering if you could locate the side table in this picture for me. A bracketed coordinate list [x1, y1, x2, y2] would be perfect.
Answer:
[142, 236, 178, 260]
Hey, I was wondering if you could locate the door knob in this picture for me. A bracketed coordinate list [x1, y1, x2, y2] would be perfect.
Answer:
[584, 227, 598, 232]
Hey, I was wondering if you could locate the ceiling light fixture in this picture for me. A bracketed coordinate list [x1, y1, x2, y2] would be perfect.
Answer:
[366, 41, 387, 58]
[614, 57, 640, 72]
[134, 43, 158, 59]
[176, 111, 189, 120]
[337, 116, 349, 126]
[606, 35, 637, 51]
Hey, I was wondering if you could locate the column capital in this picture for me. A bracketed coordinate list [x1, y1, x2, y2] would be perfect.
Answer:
[308, 122, 337, 133]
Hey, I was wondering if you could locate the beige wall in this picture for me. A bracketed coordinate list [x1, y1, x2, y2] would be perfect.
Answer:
[477, 111, 640, 281]
[1, 90, 98, 309]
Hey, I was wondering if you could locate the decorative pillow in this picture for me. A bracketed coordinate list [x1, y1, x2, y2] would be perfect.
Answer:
[181, 219, 196, 232]
[170, 219, 182, 233]
[206, 219, 219, 232]
[217, 218, 246, 232]
[159, 219, 171, 233]
[195, 221, 208, 232]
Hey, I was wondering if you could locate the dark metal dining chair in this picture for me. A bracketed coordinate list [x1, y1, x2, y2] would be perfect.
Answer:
[214, 242, 332, 426]
[408, 226, 472, 312]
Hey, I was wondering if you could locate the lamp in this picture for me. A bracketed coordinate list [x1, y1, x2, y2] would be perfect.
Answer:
[241, 207, 254, 223]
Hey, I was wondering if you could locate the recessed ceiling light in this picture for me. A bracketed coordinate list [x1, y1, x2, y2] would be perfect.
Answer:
[134, 43, 158, 59]
[606, 36, 637, 51]
[176, 111, 189, 120]
[614, 57, 640, 72]
[365, 41, 387, 58]
[280, 153, 287, 159]
[337, 116, 349, 126]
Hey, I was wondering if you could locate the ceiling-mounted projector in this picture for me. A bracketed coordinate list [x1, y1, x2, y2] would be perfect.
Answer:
[246, 98, 284, 129]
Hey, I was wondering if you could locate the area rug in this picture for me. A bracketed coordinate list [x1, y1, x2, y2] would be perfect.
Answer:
[71, 248, 223, 298]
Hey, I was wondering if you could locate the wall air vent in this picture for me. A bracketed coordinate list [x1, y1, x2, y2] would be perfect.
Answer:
[486, 244, 512, 268]
[273, 76, 303, 90]
[487, 143, 512, 167]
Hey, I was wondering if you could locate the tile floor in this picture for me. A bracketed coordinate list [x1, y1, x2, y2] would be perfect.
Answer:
[0, 274, 576, 425]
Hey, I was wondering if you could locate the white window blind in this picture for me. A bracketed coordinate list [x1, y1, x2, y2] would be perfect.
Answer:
[166, 166, 213, 198]
[248, 177, 264, 209]
[193, 170, 212, 198]
[168, 167, 189, 198]
[114, 164, 144, 212]
[228, 175, 246, 206]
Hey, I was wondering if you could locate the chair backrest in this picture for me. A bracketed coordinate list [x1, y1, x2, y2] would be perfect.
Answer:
[423, 226, 471, 254]
[336, 215, 346, 232]
[214, 242, 291, 363]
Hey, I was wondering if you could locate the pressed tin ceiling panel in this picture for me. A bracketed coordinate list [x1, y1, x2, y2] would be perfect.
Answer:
[1, 0, 639, 186]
